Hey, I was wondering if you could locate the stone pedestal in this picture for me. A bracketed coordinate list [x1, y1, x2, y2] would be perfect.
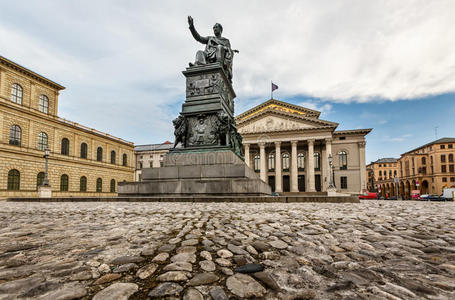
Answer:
[118, 150, 271, 196]
[38, 185, 52, 198]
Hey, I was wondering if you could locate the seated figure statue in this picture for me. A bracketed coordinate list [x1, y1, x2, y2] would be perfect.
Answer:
[188, 16, 237, 81]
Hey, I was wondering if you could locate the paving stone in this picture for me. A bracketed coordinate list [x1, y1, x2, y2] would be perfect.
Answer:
[113, 263, 138, 273]
[269, 240, 289, 249]
[226, 273, 266, 298]
[156, 271, 189, 282]
[149, 282, 183, 298]
[209, 286, 229, 300]
[93, 273, 122, 285]
[176, 246, 197, 254]
[183, 287, 204, 300]
[136, 263, 158, 279]
[200, 250, 212, 260]
[36, 283, 87, 300]
[92, 282, 138, 300]
[152, 252, 169, 263]
[110, 256, 144, 265]
[171, 252, 196, 263]
[200, 260, 216, 272]
[217, 249, 233, 258]
[163, 261, 193, 272]
[215, 258, 232, 267]
[235, 263, 264, 273]
[187, 272, 219, 286]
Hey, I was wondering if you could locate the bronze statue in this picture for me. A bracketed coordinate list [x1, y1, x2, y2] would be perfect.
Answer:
[188, 16, 238, 81]
[173, 115, 187, 148]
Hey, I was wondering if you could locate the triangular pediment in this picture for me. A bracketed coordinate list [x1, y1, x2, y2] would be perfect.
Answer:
[237, 110, 337, 134]
[236, 99, 321, 122]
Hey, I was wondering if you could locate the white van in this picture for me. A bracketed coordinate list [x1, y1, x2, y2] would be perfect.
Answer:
[442, 188, 455, 200]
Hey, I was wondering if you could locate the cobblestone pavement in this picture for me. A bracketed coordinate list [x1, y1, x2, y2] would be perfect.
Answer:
[1, 201, 455, 300]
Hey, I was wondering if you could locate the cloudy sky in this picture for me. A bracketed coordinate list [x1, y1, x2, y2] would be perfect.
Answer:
[1, 0, 454, 163]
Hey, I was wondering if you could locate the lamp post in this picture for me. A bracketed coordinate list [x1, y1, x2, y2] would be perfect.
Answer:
[38, 148, 52, 198]
[327, 154, 336, 195]
[43, 148, 50, 186]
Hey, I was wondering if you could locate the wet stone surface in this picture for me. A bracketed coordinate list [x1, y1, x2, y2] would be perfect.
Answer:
[0, 201, 454, 299]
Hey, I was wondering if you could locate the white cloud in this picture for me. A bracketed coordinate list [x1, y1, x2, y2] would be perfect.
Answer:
[0, 0, 454, 143]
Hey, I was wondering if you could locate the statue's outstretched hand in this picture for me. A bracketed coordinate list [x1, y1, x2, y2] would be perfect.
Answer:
[188, 16, 194, 27]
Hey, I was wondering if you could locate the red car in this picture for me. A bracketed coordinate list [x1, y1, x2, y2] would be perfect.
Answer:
[359, 192, 378, 199]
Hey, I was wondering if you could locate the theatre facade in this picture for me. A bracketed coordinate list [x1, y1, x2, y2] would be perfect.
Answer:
[236, 99, 371, 195]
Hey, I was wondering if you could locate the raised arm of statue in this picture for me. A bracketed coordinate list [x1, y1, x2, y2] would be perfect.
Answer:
[188, 16, 209, 44]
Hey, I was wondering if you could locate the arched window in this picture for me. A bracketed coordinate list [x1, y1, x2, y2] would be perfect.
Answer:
[338, 151, 347, 170]
[39, 95, 49, 113]
[379, 170, 382, 176]
[80, 143, 88, 159]
[37, 132, 48, 151]
[80, 176, 87, 192]
[314, 152, 320, 171]
[110, 179, 116, 193]
[282, 153, 290, 171]
[61, 138, 69, 155]
[268, 153, 275, 171]
[422, 157, 426, 165]
[36, 172, 45, 189]
[254, 155, 260, 172]
[449, 154, 454, 162]
[122, 153, 128, 166]
[9, 125, 21, 146]
[96, 178, 102, 192]
[7, 169, 20, 190]
[60, 174, 69, 191]
[297, 153, 305, 170]
[97, 147, 103, 162]
[389, 170, 392, 177]
[110, 150, 116, 164]
[11, 83, 23, 104]
[394, 170, 397, 176]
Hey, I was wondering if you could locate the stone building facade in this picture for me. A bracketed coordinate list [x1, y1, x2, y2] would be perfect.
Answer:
[236, 100, 371, 195]
[0, 56, 134, 198]
[397, 138, 455, 198]
[366, 158, 399, 196]
[134, 142, 174, 181]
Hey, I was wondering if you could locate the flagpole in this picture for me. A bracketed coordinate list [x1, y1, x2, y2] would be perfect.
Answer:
[271, 81, 273, 99]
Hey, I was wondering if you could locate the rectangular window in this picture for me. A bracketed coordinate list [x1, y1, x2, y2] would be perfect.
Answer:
[441, 145, 445, 149]
[442, 177, 447, 182]
[441, 155, 446, 163]
[449, 144, 453, 149]
[450, 165, 455, 173]
[442, 165, 447, 173]
[340, 176, 348, 189]
[451, 177, 455, 182]
[339, 137, 346, 140]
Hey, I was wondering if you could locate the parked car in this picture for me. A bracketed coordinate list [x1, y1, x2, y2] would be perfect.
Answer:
[359, 192, 378, 199]
[388, 196, 397, 200]
[420, 194, 448, 201]
[418, 194, 430, 200]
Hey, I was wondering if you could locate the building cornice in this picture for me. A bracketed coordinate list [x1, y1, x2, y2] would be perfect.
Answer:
[0, 56, 65, 91]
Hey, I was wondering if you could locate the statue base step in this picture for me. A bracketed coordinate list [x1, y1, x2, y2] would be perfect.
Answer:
[118, 150, 271, 196]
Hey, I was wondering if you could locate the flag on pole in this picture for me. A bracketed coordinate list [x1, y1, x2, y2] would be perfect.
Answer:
[271, 82, 279, 91]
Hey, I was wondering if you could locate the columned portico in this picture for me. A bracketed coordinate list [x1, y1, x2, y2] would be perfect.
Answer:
[290, 140, 298, 192]
[275, 141, 282, 192]
[236, 99, 371, 195]
[259, 142, 266, 182]
[307, 139, 316, 192]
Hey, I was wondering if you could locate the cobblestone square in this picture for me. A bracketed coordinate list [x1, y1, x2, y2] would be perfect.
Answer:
[0, 201, 454, 299]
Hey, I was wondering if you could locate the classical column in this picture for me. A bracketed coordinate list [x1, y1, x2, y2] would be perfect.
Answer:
[321, 147, 327, 192]
[307, 139, 316, 192]
[275, 141, 282, 192]
[291, 140, 298, 192]
[0, 69, 7, 98]
[244, 143, 251, 167]
[359, 141, 367, 193]
[325, 138, 333, 190]
[259, 142, 266, 182]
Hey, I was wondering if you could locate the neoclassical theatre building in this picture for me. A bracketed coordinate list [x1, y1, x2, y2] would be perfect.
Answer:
[236, 100, 371, 194]
[0, 56, 134, 198]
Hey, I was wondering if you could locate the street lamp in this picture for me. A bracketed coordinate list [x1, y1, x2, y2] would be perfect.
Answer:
[328, 154, 335, 190]
[42, 148, 50, 186]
